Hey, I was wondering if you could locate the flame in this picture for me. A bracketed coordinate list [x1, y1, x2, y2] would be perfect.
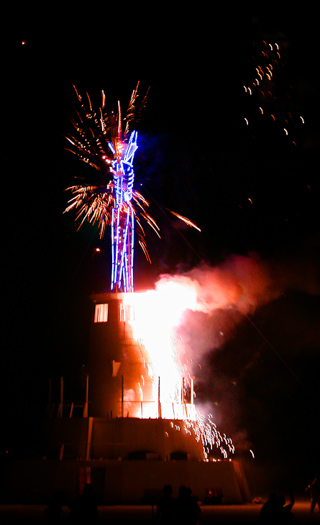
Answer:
[122, 276, 237, 458]
[121, 254, 274, 456]
[124, 280, 198, 409]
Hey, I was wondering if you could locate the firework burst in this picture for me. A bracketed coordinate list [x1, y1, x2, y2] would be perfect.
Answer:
[64, 83, 158, 292]
[64, 83, 200, 292]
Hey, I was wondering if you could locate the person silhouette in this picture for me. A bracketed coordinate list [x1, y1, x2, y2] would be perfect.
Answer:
[44, 490, 64, 524]
[156, 484, 176, 524]
[260, 490, 294, 524]
[276, 492, 295, 524]
[260, 493, 278, 523]
[306, 476, 320, 513]
[69, 483, 98, 524]
[176, 485, 201, 525]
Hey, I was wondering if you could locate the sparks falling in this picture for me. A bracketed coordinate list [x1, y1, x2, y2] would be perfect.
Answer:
[242, 38, 305, 145]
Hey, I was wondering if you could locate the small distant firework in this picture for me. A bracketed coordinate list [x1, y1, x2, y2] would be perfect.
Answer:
[242, 39, 305, 146]
[64, 83, 159, 292]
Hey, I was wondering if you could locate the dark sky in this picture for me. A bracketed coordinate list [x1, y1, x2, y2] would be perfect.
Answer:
[2, 10, 320, 492]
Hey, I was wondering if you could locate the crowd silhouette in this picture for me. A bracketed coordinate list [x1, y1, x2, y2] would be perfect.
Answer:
[44, 485, 98, 524]
[44, 490, 64, 524]
[260, 489, 295, 524]
[68, 483, 98, 525]
[44, 483, 203, 524]
[42, 477, 320, 523]
[156, 484, 201, 525]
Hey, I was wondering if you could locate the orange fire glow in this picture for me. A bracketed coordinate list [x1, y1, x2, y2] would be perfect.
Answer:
[120, 255, 276, 457]
[123, 278, 199, 419]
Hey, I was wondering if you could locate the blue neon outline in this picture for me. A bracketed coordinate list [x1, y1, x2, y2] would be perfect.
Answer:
[110, 130, 138, 292]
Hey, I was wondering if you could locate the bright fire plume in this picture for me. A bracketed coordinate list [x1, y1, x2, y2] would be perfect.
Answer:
[124, 279, 198, 408]
[123, 277, 235, 458]
[121, 254, 281, 457]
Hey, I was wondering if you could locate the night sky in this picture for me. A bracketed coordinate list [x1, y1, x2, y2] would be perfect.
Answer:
[2, 10, 320, 495]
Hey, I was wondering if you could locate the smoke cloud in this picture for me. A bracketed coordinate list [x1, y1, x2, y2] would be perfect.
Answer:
[156, 250, 320, 360]
[155, 249, 320, 445]
[156, 253, 278, 363]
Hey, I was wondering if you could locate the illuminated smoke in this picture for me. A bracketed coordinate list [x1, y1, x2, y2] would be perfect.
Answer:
[156, 249, 320, 367]
[126, 252, 280, 405]
[121, 253, 278, 455]
[157, 253, 279, 365]
[125, 248, 319, 455]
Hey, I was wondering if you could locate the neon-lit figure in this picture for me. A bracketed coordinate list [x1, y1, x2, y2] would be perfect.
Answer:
[64, 84, 199, 293]
[110, 130, 138, 292]
[64, 84, 158, 293]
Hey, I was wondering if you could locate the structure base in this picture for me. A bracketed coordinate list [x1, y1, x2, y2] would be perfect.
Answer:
[6, 457, 251, 504]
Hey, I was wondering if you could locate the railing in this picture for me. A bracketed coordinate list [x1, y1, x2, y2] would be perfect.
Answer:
[119, 400, 197, 421]
[45, 402, 87, 419]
